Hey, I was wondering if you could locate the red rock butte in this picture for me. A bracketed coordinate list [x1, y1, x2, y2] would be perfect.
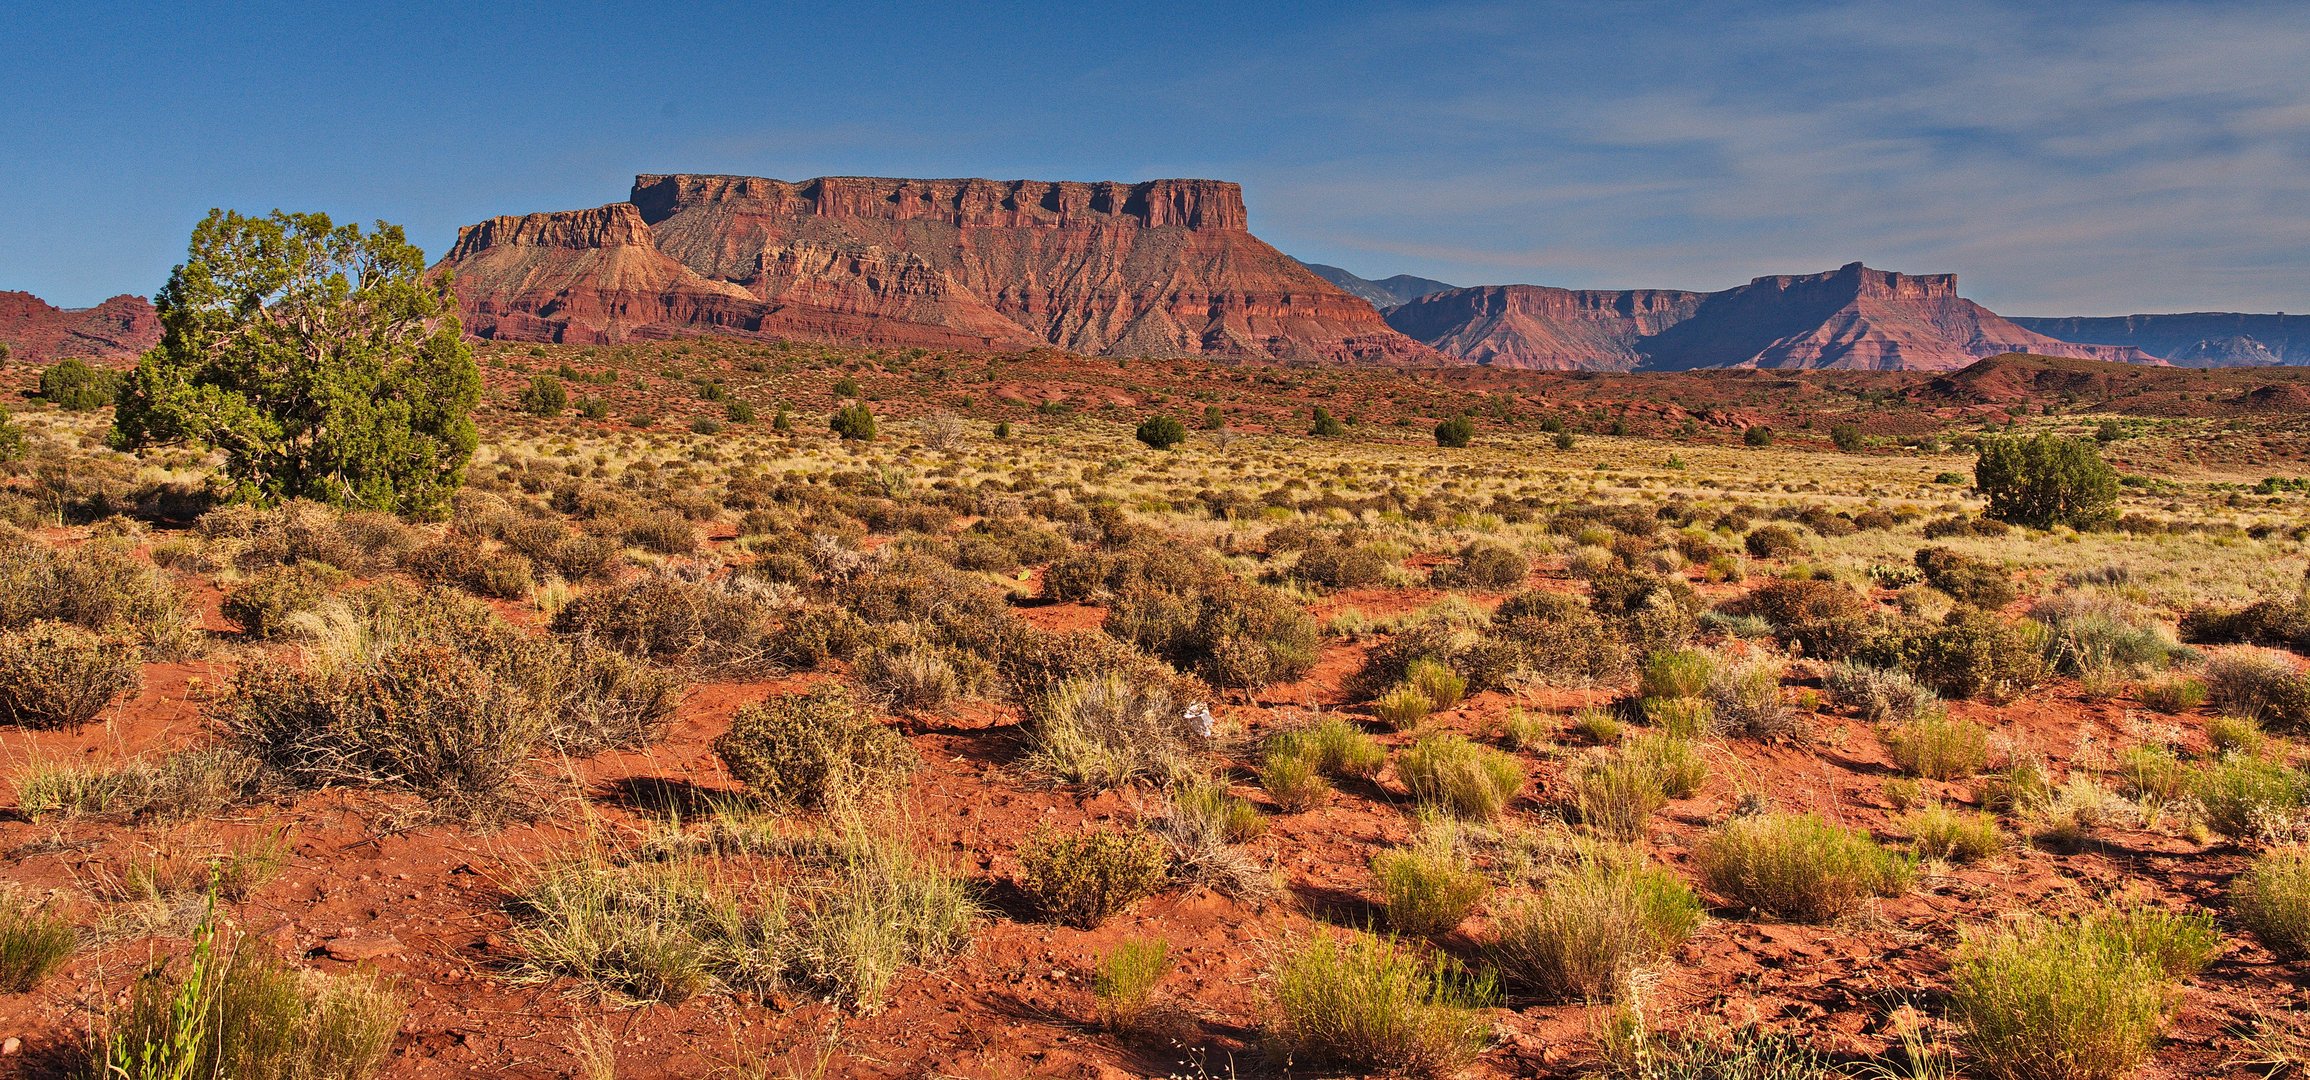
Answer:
[439, 174, 1442, 364]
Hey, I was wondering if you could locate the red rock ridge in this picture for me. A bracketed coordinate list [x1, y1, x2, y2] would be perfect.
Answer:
[441, 174, 1440, 364]
[0, 291, 159, 364]
[1383, 286, 1703, 370]
[1392, 263, 2159, 372]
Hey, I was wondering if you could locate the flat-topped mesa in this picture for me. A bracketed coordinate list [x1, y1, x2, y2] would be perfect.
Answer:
[630, 174, 1249, 231]
[440, 172, 1439, 362]
[1743, 262, 1960, 302]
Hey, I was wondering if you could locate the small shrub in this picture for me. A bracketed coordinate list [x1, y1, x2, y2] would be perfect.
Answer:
[1949, 910, 2188, 1080]
[829, 402, 876, 440]
[38, 358, 123, 410]
[1026, 671, 1198, 789]
[1307, 407, 1347, 437]
[1433, 414, 1475, 448]
[2116, 746, 2189, 805]
[101, 918, 403, 1080]
[1092, 939, 1172, 1033]
[1406, 658, 1466, 710]
[1885, 715, 1991, 779]
[1710, 656, 1796, 740]
[1016, 827, 1169, 929]
[1745, 525, 1803, 560]
[1569, 705, 1624, 745]
[1270, 716, 1385, 779]
[1373, 683, 1433, 730]
[1263, 931, 1495, 1077]
[1639, 696, 1713, 739]
[1171, 776, 1266, 843]
[1896, 608, 2053, 702]
[2208, 714, 2266, 757]
[518, 374, 568, 416]
[1489, 862, 1700, 1002]
[1909, 806, 2002, 862]
[1827, 662, 1943, 724]
[0, 897, 74, 992]
[2139, 677, 2206, 715]
[1625, 732, 1707, 798]
[1371, 836, 1489, 937]
[1260, 746, 1331, 813]
[711, 684, 917, 809]
[1696, 812, 1912, 922]
[2235, 846, 2310, 960]
[1566, 755, 1668, 841]
[1914, 547, 2017, 608]
[1431, 541, 1527, 590]
[2191, 755, 2310, 840]
[221, 563, 346, 638]
[1974, 433, 2119, 530]
[1640, 648, 1717, 700]
[0, 620, 142, 729]
[2204, 649, 2310, 733]
[1744, 425, 1774, 447]
[1396, 733, 1524, 820]
[1134, 414, 1187, 450]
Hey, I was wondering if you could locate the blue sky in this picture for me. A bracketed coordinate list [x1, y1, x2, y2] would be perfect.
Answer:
[5, 1, 2306, 314]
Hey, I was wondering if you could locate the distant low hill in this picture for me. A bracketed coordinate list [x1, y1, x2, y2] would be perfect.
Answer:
[2010, 313, 2308, 367]
[1385, 263, 2155, 371]
[1298, 263, 1456, 308]
[0, 291, 158, 363]
[1909, 351, 2310, 416]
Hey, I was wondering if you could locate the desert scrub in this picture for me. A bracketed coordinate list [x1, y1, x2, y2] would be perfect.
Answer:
[1371, 835, 1489, 937]
[0, 537, 198, 659]
[11, 747, 257, 823]
[2189, 755, 2310, 841]
[1569, 705, 1624, 745]
[2203, 649, 2310, 732]
[1025, 671, 1200, 789]
[1696, 812, 1912, 922]
[712, 684, 916, 809]
[101, 917, 403, 1080]
[513, 855, 772, 1003]
[2115, 745, 2189, 805]
[1170, 776, 1266, 843]
[1908, 805, 2003, 863]
[2234, 846, 2310, 959]
[1396, 733, 1524, 820]
[1488, 861, 1701, 1002]
[1638, 695, 1712, 738]
[2139, 676, 2206, 714]
[0, 620, 142, 729]
[1092, 939, 1173, 1034]
[1016, 826, 1169, 929]
[1826, 661, 1943, 724]
[1914, 546, 2017, 609]
[1883, 715, 1991, 780]
[1372, 682, 1434, 730]
[1709, 654, 1797, 740]
[1267, 716, 1385, 779]
[1639, 647, 1718, 700]
[1565, 755, 1668, 842]
[220, 563, 347, 638]
[1889, 607, 2052, 703]
[0, 895, 75, 992]
[788, 817, 981, 1010]
[1430, 540, 1529, 590]
[1263, 930, 1496, 1077]
[1406, 658, 1467, 710]
[1259, 742, 1331, 813]
[1949, 908, 2209, 1080]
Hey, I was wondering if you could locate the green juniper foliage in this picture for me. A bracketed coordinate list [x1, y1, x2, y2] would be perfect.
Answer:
[1974, 434, 2119, 530]
[111, 210, 480, 518]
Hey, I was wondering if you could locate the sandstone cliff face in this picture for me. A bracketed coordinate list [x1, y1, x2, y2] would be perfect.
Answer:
[442, 175, 1441, 364]
[0, 291, 159, 363]
[1392, 263, 2155, 371]
[2010, 313, 2308, 367]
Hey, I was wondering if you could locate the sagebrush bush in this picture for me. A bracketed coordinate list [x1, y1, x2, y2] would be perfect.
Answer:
[1875, 608, 2051, 702]
[0, 620, 142, 729]
[1744, 524, 1804, 559]
[712, 684, 916, 809]
[1709, 655, 1796, 740]
[1371, 836, 1489, 938]
[0, 538, 196, 658]
[1696, 813, 1912, 922]
[1396, 733, 1524, 820]
[1884, 715, 1991, 779]
[1263, 931, 1495, 1077]
[1431, 541, 1528, 590]
[1016, 826, 1169, 929]
[221, 563, 346, 638]
[2234, 846, 2310, 960]
[2204, 649, 2310, 733]
[1826, 661, 1943, 723]
[1488, 861, 1700, 1002]
[1914, 546, 2017, 608]
[1734, 577, 1869, 660]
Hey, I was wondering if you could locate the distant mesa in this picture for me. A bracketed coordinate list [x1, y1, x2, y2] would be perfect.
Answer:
[2009, 313, 2308, 368]
[1385, 263, 2160, 372]
[1299, 263, 1456, 308]
[0, 291, 158, 363]
[439, 174, 1445, 365]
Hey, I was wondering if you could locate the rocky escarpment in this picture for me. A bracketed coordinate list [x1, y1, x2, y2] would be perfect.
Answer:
[2010, 313, 2308, 367]
[1390, 263, 2157, 371]
[0, 291, 159, 363]
[441, 175, 1443, 364]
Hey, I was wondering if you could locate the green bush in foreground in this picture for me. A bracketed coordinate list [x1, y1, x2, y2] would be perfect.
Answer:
[1134, 413, 1187, 450]
[1396, 732, 1524, 820]
[0, 896, 74, 992]
[1489, 861, 1700, 1002]
[1371, 836, 1489, 938]
[1264, 930, 1495, 1077]
[1016, 826, 1169, 929]
[1950, 907, 2211, 1080]
[1696, 812, 1911, 922]
[1973, 433, 2119, 531]
[711, 684, 916, 809]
